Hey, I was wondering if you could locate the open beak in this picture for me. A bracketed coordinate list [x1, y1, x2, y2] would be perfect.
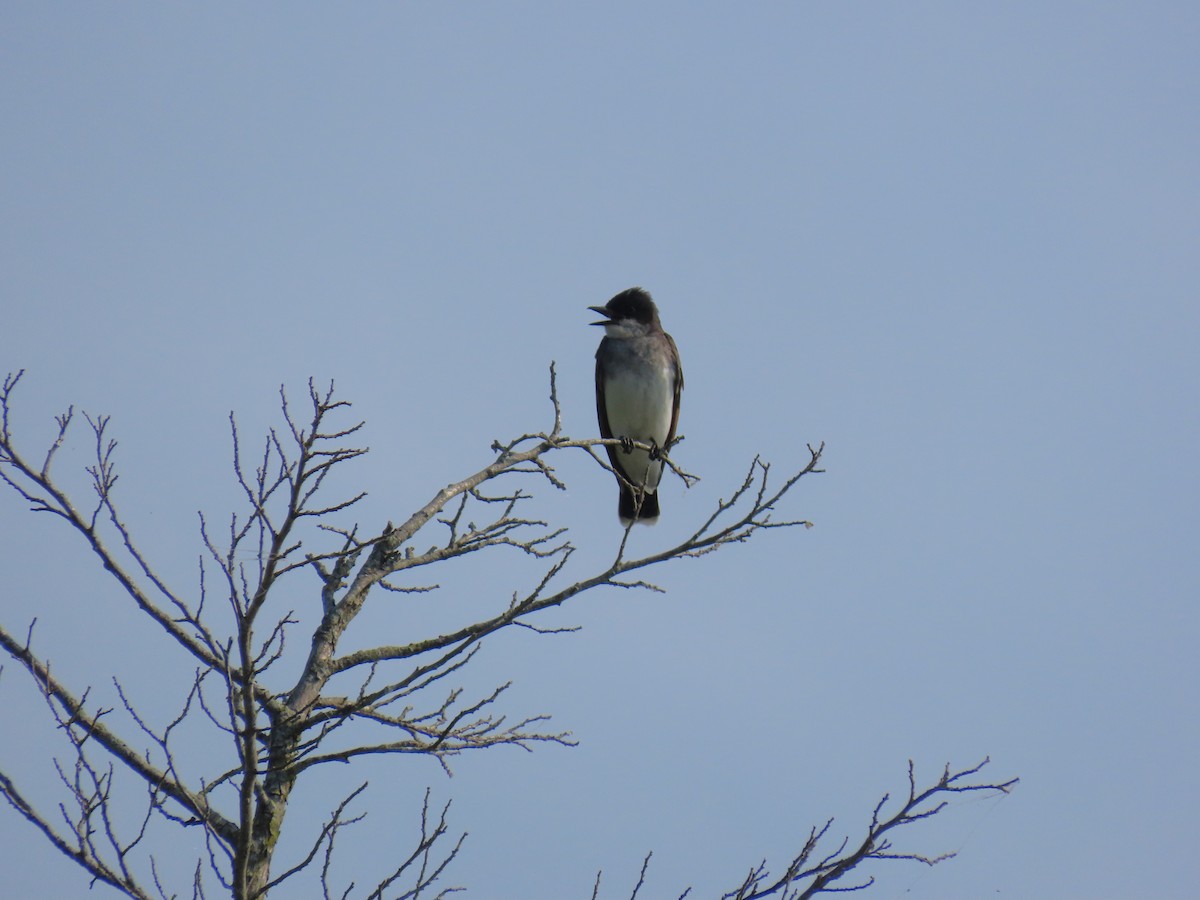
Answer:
[588, 305, 614, 326]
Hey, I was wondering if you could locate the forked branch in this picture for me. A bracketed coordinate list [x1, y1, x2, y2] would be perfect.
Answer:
[0, 365, 1013, 900]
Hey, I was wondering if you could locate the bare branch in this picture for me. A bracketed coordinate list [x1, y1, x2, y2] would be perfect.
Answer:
[722, 758, 1018, 899]
[0, 769, 157, 900]
[362, 789, 466, 900]
[3, 368, 1012, 900]
[261, 783, 368, 895]
[0, 625, 238, 846]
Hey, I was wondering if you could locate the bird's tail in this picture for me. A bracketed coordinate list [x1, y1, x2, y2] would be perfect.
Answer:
[619, 485, 660, 523]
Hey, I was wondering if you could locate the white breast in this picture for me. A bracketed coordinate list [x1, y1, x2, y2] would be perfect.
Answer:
[603, 363, 676, 491]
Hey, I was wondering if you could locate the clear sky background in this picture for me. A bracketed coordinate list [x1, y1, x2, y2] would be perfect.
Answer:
[2, 4, 1197, 898]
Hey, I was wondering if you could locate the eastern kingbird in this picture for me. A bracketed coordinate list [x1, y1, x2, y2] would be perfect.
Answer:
[589, 287, 684, 523]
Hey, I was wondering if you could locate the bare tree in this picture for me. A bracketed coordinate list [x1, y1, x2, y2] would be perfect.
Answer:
[0, 367, 1015, 898]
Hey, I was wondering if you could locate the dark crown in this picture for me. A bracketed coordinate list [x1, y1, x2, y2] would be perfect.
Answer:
[604, 287, 659, 324]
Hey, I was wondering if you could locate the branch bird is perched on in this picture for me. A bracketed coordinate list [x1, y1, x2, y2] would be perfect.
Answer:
[589, 287, 684, 523]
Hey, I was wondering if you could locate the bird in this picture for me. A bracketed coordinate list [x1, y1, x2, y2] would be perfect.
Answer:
[589, 287, 684, 523]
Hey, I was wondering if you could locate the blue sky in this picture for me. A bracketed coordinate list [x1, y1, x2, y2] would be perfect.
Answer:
[2, 4, 1197, 897]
